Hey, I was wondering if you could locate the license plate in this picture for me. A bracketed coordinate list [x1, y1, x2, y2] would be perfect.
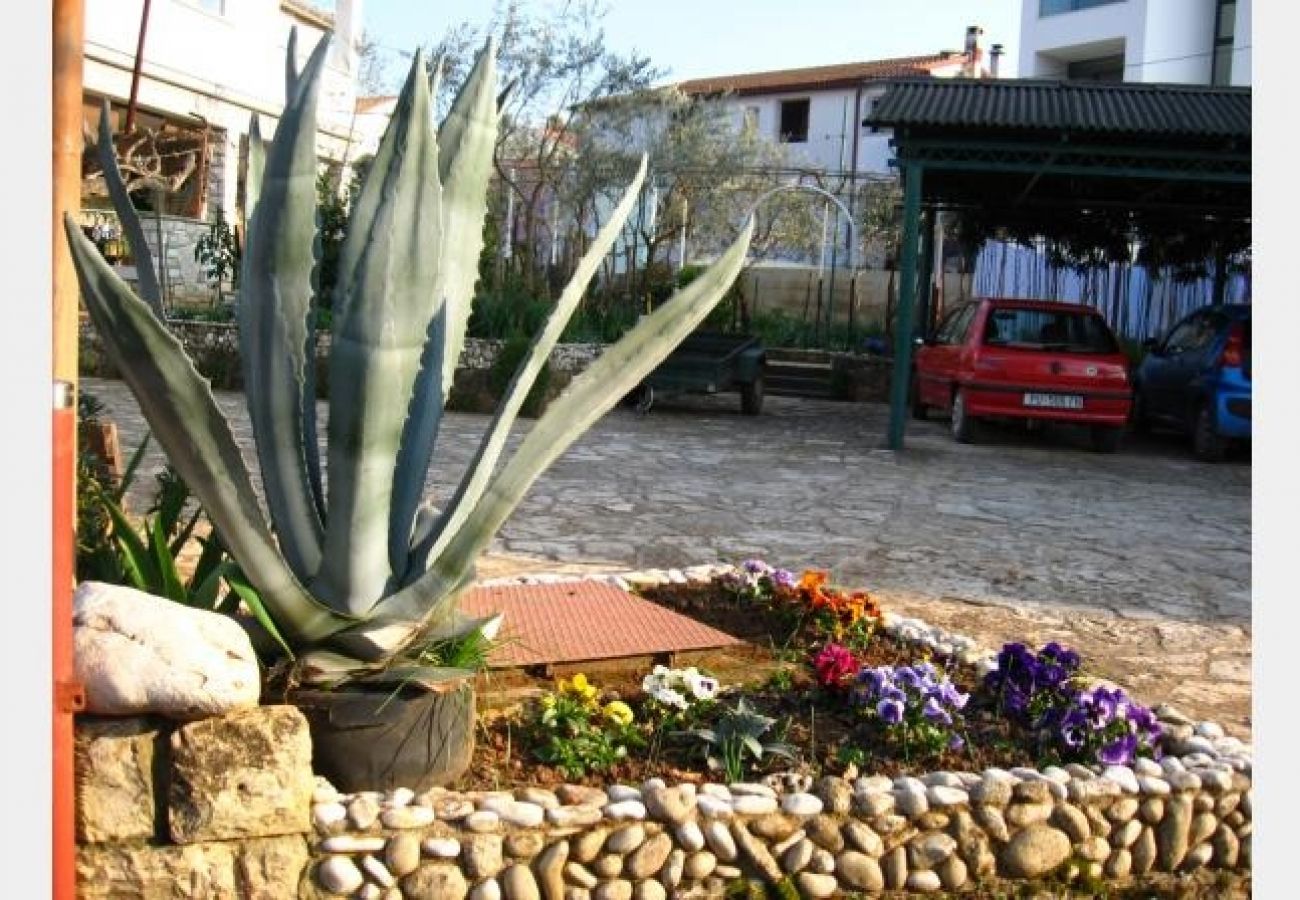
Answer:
[1023, 392, 1083, 410]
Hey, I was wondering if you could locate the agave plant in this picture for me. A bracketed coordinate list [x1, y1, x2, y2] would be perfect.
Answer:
[65, 31, 753, 689]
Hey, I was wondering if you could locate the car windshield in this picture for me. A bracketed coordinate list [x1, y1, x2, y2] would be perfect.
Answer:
[983, 307, 1118, 353]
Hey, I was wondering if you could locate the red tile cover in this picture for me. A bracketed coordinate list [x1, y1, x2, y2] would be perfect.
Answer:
[460, 581, 741, 669]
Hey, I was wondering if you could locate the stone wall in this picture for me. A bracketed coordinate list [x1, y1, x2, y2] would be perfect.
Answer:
[78, 318, 607, 414]
[73, 569, 1252, 898]
[74, 706, 315, 898]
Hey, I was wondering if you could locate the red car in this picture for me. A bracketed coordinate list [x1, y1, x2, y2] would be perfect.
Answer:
[911, 298, 1133, 452]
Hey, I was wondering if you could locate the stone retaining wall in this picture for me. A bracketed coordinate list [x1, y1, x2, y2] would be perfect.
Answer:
[78, 318, 605, 414]
[73, 567, 1252, 898]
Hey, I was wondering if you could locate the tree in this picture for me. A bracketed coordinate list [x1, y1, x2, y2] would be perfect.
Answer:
[426, 0, 662, 299]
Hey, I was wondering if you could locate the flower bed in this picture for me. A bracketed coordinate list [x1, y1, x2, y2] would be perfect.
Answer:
[76, 562, 1251, 898]
[286, 562, 1251, 898]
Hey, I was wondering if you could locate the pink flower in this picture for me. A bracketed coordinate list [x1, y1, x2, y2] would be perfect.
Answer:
[813, 643, 858, 692]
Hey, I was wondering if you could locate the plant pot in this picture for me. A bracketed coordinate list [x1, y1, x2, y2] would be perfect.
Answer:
[292, 679, 476, 793]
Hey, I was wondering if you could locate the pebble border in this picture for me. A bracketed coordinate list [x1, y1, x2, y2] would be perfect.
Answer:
[307, 564, 1252, 898]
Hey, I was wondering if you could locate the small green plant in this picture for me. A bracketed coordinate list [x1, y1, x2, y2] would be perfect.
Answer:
[764, 666, 794, 693]
[678, 697, 797, 782]
[529, 673, 642, 779]
[193, 206, 240, 305]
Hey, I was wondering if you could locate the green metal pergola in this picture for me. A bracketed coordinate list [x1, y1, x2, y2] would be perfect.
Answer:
[864, 78, 1251, 450]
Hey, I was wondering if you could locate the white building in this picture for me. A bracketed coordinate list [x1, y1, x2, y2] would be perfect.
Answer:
[675, 26, 999, 179]
[81, 0, 366, 303]
[1018, 0, 1250, 86]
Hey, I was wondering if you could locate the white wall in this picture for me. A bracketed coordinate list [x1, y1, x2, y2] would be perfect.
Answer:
[84, 0, 364, 216]
[1231, 0, 1251, 86]
[1138, 0, 1216, 82]
[1019, 0, 1249, 85]
[1019, 0, 1146, 77]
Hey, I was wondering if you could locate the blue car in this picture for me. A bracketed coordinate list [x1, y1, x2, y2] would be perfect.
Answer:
[1132, 304, 1251, 461]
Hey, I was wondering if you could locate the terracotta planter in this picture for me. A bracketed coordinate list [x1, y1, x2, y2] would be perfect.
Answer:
[293, 679, 475, 793]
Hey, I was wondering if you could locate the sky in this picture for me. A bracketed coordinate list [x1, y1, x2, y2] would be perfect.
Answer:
[361, 0, 1023, 92]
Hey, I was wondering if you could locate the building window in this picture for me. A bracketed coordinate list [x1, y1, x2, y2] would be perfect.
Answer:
[1211, 0, 1236, 85]
[1039, 0, 1123, 16]
[1067, 54, 1125, 81]
[779, 99, 809, 143]
[178, 0, 226, 14]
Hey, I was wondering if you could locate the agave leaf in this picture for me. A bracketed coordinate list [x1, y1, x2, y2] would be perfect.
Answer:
[386, 41, 497, 579]
[406, 155, 648, 578]
[313, 49, 445, 613]
[94, 100, 163, 317]
[244, 114, 266, 235]
[238, 31, 330, 584]
[351, 665, 474, 693]
[285, 26, 300, 100]
[372, 220, 754, 633]
[65, 216, 354, 645]
[432, 38, 498, 401]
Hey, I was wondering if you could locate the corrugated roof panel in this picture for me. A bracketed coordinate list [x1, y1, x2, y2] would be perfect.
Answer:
[867, 79, 1250, 139]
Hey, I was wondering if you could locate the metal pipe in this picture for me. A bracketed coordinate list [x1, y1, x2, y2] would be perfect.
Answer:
[124, 0, 153, 133]
[53, 0, 87, 896]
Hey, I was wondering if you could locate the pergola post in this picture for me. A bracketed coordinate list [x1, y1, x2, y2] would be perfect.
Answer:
[916, 208, 936, 338]
[887, 163, 923, 450]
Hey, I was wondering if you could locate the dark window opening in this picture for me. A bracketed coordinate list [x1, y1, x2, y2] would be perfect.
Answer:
[779, 99, 810, 143]
[1067, 54, 1125, 81]
[1211, 0, 1236, 85]
[1040, 0, 1123, 16]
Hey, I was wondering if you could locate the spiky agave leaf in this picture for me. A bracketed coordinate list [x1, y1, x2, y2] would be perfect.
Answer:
[387, 39, 497, 579]
[311, 47, 445, 613]
[94, 100, 163, 318]
[65, 217, 354, 645]
[405, 155, 650, 580]
[239, 31, 332, 585]
[337, 220, 755, 658]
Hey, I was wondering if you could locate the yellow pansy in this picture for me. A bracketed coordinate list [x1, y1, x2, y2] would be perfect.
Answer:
[603, 701, 634, 726]
[568, 673, 598, 702]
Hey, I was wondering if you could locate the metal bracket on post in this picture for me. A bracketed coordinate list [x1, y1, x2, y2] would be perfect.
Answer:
[53, 379, 75, 411]
[56, 680, 86, 713]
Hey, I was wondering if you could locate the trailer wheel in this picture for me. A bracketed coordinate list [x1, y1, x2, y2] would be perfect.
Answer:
[741, 374, 764, 415]
[635, 385, 655, 415]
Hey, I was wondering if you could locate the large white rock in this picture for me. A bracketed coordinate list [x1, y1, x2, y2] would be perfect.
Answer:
[73, 581, 261, 719]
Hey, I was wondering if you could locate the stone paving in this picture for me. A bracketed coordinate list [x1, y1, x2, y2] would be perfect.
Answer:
[82, 376, 1252, 737]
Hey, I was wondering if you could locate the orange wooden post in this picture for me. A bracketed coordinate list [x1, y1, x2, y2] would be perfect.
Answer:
[53, 0, 86, 896]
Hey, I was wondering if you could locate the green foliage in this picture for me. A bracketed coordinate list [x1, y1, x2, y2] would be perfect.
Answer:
[193, 206, 240, 304]
[67, 30, 753, 690]
[677, 697, 796, 782]
[75, 392, 129, 582]
[528, 674, 643, 779]
[314, 171, 349, 311]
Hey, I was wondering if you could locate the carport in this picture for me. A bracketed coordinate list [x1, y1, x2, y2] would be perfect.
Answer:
[863, 78, 1251, 449]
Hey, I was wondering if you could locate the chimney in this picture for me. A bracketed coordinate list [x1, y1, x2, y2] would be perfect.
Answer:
[990, 43, 1004, 78]
[964, 24, 984, 77]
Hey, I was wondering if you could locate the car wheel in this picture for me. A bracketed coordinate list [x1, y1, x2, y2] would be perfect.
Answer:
[740, 375, 764, 416]
[909, 376, 927, 421]
[1090, 426, 1123, 454]
[951, 389, 978, 444]
[1192, 403, 1226, 462]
